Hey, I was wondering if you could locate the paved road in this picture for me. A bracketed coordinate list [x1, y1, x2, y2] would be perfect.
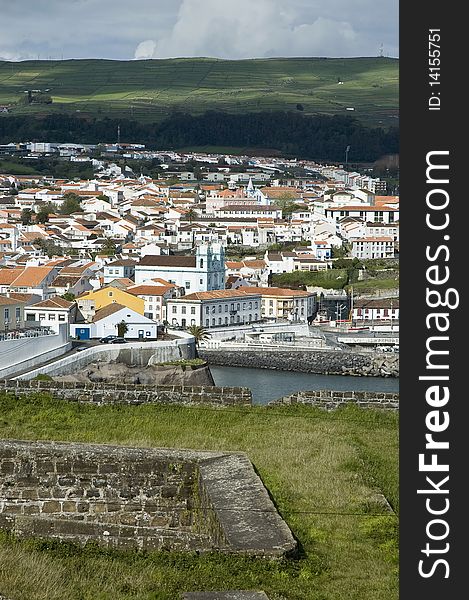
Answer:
[10, 340, 100, 379]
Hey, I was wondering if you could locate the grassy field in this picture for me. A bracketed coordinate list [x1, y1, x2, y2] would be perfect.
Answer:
[273, 269, 349, 290]
[0, 392, 398, 600]
[0, 57, 398, 127]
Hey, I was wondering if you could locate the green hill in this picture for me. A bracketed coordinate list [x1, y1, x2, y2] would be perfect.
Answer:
[0, 57, 398, 127]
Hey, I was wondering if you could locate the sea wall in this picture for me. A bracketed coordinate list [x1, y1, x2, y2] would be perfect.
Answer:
[199, 348, 399, 377]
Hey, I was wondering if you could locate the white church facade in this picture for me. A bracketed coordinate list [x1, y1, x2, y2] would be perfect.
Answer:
[134, 243, 225, 293]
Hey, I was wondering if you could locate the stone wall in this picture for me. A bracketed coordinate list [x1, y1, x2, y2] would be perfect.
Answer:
[0, 440, 296, 557]
[0, 379, 252, 406]
[272, 389, 399, 410]
[199, 348, 399, 377]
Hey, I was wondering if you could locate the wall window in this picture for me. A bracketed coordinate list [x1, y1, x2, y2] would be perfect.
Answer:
[15, 307, 21, 320]
[218, 317, 222, 325]
[236, 303, 240, 310]
[249, 302, 252, 309]
[185, 281, 190, 289]
[206, 319, 209, 326]
[191, 306, 196, 315]
[49, 314, 56, 320]
[225, 317, 228, 325]
[205, 306, 209, 314]
[172, 306, 177, 313]
[181, 306, 186, 314]
[39, 313, 46, 320]
[4, 308, 9, 320]
[212, 318, 215, 326]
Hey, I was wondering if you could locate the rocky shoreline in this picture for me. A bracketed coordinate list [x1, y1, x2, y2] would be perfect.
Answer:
[52, 361, 215, 386]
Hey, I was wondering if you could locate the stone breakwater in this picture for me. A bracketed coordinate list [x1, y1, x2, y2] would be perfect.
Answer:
[199, 348, 399, 377]
[0, 440, 296, 557]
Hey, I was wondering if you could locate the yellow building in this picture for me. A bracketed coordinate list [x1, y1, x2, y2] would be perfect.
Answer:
[239, 286, 317, 323]
[76, 286, 144, 319]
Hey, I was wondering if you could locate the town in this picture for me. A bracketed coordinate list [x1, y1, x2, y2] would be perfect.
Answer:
[0, 141, 399, 361]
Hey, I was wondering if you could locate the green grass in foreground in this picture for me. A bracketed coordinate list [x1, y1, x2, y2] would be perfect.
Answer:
[0, 392, 398, 600]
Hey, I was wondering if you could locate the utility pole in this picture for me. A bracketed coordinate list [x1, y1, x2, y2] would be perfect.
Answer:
[345, 145, 350, 171]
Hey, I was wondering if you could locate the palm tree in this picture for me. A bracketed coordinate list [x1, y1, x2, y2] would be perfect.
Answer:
[185, 208, 197, 223]
[116, 320, 129, 338]
[187, 325, 211, 345]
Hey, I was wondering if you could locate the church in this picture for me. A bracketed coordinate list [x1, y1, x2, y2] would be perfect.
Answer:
[134, 243, 225, 293]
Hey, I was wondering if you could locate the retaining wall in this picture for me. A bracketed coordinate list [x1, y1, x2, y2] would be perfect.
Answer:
[15, 338, 196, 380]
[271, 389, 399, 410]
[0, 325, 71, 379]
[0, 379, 252, 406]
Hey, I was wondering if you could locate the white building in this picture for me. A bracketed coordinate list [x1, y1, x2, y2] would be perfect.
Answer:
[325, 205, 399, 224]
[166, 289, 262, 329]
[70, 303, 157, 340]
[350, 237, 395, 260]
[352, 298, 399, 323]
[24, 296, 75, 333]
[103, 259, 136, 284]
[126, 284, 178, 323]
[134, 243, 225, 293]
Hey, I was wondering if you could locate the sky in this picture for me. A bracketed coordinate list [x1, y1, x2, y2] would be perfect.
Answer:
[0, 0, 398, 62]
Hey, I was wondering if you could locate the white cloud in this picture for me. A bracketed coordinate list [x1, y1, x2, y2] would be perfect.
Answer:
[145, 0, 397, 59]
[134, 40, 157, 59]
[0, 0, 398, 61]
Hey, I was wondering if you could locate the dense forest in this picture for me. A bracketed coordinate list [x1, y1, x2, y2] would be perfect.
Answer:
[0, 111, 398, 162]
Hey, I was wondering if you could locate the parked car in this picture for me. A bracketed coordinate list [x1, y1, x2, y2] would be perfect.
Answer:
[99, 335, 118, 343]
[108, 337, 127, 344]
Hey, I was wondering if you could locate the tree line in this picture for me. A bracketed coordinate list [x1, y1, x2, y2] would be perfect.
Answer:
[0, 110, 398, 163]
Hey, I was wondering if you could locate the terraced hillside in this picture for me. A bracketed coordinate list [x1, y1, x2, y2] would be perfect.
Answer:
[0, 57, 398, 127]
